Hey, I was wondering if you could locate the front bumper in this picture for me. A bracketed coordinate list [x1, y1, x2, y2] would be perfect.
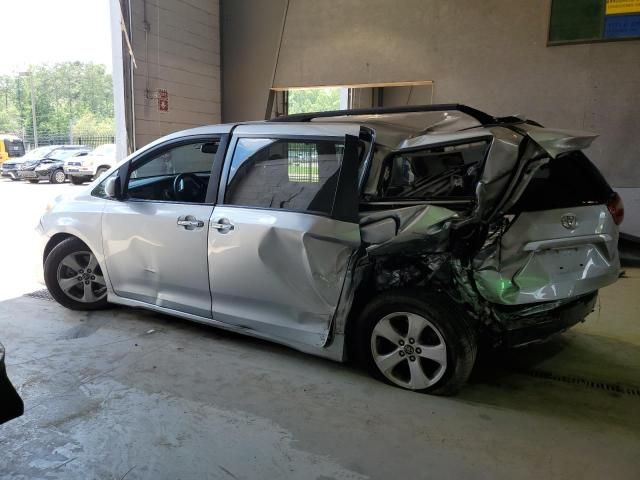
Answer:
[1, 168, 18, 178]
[497, 291, 598, 347]
[65, 167, 93, 176]
[18, 169, 50, 179]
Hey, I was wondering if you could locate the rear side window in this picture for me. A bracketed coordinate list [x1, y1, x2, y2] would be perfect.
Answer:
[510, 151, 612, 212]
[225, 138, 344, 215]
[377, 141, 488, 199]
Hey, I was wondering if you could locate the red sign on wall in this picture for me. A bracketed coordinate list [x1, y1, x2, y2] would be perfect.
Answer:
[158, 89, 169, 113]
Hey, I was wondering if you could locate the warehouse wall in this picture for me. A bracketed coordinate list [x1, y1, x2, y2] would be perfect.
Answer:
[128, 0, 221, 148]
[221, 0, 640, 192]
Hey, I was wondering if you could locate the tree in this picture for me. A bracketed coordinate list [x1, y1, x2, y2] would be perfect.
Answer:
[288, 88, 341, 114]
[0, 62, 114, 139]
[71, 112, 114, 138]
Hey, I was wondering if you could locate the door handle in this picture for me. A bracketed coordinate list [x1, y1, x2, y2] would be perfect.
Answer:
[177, 216, 204, 229]
[211, 218, 235, 232]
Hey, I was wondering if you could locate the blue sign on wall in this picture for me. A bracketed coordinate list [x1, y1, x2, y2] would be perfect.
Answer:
[604, 14, 640, 38]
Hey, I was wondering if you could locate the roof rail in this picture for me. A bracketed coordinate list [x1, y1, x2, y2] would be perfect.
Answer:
[269, 103, 516, 126]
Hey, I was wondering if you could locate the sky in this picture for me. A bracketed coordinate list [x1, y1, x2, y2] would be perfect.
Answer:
[1, 0, 113, 75]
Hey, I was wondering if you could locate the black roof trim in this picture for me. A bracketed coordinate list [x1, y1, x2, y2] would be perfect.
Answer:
[269, 103, 515, 126]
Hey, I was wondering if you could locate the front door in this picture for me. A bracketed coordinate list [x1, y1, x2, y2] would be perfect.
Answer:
[208, 134, 362, 347]
[102, 139, 220, 317]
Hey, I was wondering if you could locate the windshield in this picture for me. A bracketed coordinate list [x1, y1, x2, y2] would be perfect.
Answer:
[92, 144, 115, 156]
[48, 149, 85, 161]
[21, 146, 56, 160]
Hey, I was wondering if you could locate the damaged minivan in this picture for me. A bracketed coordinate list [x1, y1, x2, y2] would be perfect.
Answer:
[39, 105, 622, 395]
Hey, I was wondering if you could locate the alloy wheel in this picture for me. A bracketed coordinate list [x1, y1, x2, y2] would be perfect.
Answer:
[370, 312, 447, 390]
[54, 171, 66, 183]
[56, 251, 107, 303]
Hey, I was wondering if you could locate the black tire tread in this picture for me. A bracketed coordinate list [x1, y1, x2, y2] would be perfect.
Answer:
[44, 237, 109, 311]
[354, 289, 477, 396]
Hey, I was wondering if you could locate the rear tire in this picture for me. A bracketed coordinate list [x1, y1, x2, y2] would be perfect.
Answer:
[50, 169, 66, 184]
[354, 290, 477, 396]
[44, 238, 109, 311]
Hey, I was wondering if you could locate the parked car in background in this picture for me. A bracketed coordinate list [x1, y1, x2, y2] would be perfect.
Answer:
[64, 143, 116, 184]
[1, 145, 59, 181]
[38, 104, 623, 395]
[18, 145, 90, 184]
[0, 134, 25, 165]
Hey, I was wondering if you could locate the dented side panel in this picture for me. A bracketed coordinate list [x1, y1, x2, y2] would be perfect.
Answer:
[209, 206, 360, 347]
[102, 201, 215, 317]
[360, 205, 458, 254]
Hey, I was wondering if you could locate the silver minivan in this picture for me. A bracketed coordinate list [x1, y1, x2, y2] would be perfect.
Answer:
[39, 105, 623, 395]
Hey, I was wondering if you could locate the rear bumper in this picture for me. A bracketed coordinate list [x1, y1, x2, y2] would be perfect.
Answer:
[497, 291, 598, 348]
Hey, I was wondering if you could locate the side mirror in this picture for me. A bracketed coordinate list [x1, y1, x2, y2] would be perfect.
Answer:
[104, 176, 118, 199]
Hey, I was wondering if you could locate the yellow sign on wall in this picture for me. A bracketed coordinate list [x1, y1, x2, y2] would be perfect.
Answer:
[606, 0, 640, 15]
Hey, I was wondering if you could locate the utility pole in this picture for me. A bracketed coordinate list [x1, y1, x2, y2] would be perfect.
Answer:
[19, 71, 38, 147]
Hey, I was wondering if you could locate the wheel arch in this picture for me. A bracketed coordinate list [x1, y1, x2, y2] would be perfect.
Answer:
[43, 233, 87, 265]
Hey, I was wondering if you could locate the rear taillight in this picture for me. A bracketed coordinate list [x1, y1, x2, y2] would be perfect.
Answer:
[607, 191, 624, 225]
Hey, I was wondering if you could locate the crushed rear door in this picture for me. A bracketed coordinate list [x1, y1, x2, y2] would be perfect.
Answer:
[473, 126, 620, 305]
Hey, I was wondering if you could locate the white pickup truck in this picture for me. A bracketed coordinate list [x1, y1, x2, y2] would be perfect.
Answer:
[64, 144, 116, 184]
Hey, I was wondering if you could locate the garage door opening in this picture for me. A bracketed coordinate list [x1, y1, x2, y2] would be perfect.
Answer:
[266, 81, 434, 119]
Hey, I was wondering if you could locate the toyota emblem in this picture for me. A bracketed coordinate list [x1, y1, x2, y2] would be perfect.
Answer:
[561, 213, 578, 230]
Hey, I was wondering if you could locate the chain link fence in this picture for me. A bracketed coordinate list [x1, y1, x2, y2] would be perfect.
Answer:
[21, 135, 115, 151]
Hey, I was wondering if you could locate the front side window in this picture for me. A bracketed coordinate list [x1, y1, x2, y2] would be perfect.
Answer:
[127, 141, 218, 203]
[225, 138, 344, 215]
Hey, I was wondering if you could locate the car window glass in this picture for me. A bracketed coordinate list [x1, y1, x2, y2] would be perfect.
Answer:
[131, 143, 213, 179]
[49, 150, 85, 161]
[379, 141, 488, 199]
[127, 141, 217, 203]
[225, 138, 344, 214]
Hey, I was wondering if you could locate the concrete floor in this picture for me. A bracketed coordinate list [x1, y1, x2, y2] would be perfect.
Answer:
[1, 178, 639, 479]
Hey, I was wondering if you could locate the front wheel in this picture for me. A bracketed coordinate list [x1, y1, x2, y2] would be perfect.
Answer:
[44, 238, 109, 310]
[354, 290, 477, 395]
[50, 169, 66, 184]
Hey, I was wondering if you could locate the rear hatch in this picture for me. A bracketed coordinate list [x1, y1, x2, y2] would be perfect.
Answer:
[473, 126, 621, 305]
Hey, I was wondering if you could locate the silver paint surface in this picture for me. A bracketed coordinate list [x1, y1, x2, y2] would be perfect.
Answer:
[474, 205, 619, 305]
[102, 200, 214, 318]
[360, 205, 458, 255]
[208, 206, 360, 347]
[38, 118, 621, 362]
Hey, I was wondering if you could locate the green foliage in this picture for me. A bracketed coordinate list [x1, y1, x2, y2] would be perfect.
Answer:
[71, 112, 115, 138]
[0, 62, 114, 138]
[288, 88, 341, 114]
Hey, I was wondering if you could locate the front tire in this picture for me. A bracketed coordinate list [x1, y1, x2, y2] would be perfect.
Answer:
[44, 238, 109, 310]
[50, 169, 66, 184]
[354, 290, 477, 395]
